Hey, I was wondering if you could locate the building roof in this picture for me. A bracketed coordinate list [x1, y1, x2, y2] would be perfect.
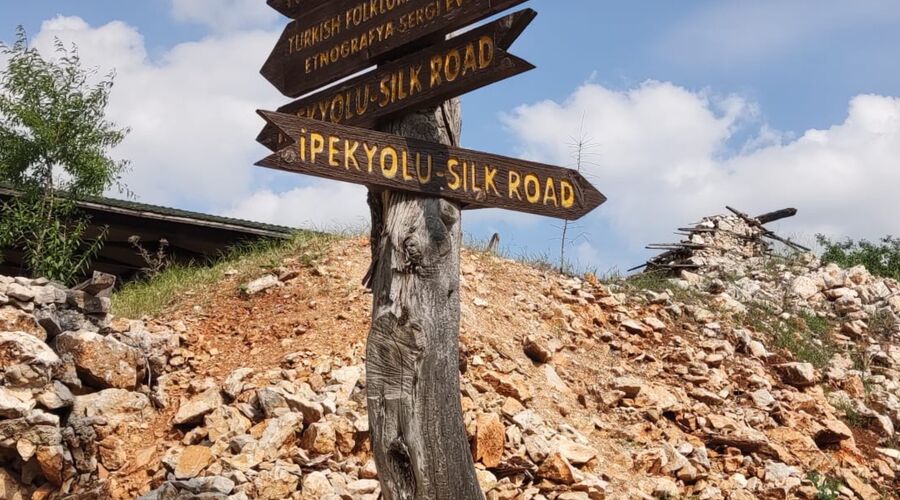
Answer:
[0, 186, 296, 279]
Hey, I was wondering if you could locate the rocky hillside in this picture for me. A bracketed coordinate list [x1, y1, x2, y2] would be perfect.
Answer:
[2, 212, 900, 499]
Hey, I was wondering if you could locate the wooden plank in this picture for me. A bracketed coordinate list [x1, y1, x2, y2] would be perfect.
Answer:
[755, 207, 797, 225]
[267, 0, 328, 19]
[256, 110, 607, 220]
[260, 0, 529, 97]
[258, 9, 536, 152]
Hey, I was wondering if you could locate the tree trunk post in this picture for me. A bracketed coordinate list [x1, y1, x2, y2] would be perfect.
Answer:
[365, 99, 484, 500]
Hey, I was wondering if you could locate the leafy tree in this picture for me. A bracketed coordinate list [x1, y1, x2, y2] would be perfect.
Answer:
[817, 234, 900, 282]
[0, 26, 129, 283]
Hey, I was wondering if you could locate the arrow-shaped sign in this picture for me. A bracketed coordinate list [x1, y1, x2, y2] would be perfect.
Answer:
[261, 0, 528, 98]
[256, 111, 606, 220]
[267, 0, 328, 19]
[258, 9, 536, 152]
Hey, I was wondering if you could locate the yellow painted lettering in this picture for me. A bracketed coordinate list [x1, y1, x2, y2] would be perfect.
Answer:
[401, 151, 414, 181]
[447, 158, 461, 190]
[298, 129, 307, 161]
[363, 143, 378, 173]
[524, 174, 540, 203]
[344, 140, 359, 170]
[508, 171, 522, 200]
[463, 43, 477, 75]
[478, 35, 494, 69]
[310, 133, 325, 163]
[381, 146, 398, 179]
[430, 55, 442, 87]
[328, 136, 340, 167]
[560, 180, 575, 209]
[543, 177, 558, 206]
[378, 76, 391, 107]
[445, 49, 461, 82]
[416, 154, 432, 184]
[484, 167, 499, 196]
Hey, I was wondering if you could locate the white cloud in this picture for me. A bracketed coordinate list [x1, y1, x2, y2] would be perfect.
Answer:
[223, 183, 370, 232]
[169, 0, 279, 32]
[29, 16, 283, 209]
[32, 16, 146, 73]
[503, 81, 900, 256]
[659, 0, 900, 66]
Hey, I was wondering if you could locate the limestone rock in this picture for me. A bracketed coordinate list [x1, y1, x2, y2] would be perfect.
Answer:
[652, 477, 679, 498]
[472, 413, 505, 468]
[6, 283, 35, 302]
[330, 365, 362, 399]
[205, 406, 252, 443]
[347, 479, 379, 495]
[537, 452, 576, 485]
[613, 376, 644, 399]
[0, 331, 60, 388]
[775, 363, 817, 387]
[842, 470, 879, 500]
[556, 438, 597, 465]
[0, 386, 34, 418]
[55, 330, 142, 390]
[523, 336, 553, 363]
[174, 387, 223, 425]
[791, 276, 819, 299]
[259, 412, 303, 460]
[174, 445, 213, 479]
[0, 468, 28, 500]
[483, 371, 532, 402]
[621, 319, 648, 335]
[170, 476, 235, 495]
[0, 307, 44, 340]
[222, 367, 253, 399]
[35, 381, 74, 411]
[36, 445, 73, 486]
[815, 419, 854, 447]
[302, 471, 335, 498]
[65, 290, 109, 314]
[70, 389, 153, 429]
[242, 275, 280, 296]
[253, 464, 299, 500]
[301, 421, 336, 455]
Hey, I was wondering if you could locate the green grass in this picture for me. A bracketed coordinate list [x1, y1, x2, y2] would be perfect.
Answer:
[868, 309, 898, 339]
[112, 231, 334, 318]
[807, 471, 842, 500]
[739, 302, 837, 368]
[832, 398, 867, 428]
[800, 311, 831, 336]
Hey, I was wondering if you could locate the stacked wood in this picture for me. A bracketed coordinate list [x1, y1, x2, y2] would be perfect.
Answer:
[631, 207, 803, 274]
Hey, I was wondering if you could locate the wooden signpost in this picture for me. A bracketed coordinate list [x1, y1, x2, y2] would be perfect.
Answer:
[266, 0, 327, 19]
[261, 0, 529, 97]
[256, 2, 607, 499]
[257, 110, 605, 220]
[258, 9, 537, 152]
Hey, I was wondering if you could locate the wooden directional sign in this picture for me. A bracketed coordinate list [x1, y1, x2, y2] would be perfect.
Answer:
[256, 111, 606, 220]
[257, 9, 536, 152]
[267, 0, 327, 19]
[261, 0, 528, 98]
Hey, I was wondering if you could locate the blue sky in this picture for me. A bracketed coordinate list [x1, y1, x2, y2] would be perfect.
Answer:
[3, 1, 900, 272]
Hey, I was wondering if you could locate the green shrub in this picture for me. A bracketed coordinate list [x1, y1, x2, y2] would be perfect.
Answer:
[807, 471, 842, 500]
[0, 27, 129, 282]
[817, 234, 900, 281]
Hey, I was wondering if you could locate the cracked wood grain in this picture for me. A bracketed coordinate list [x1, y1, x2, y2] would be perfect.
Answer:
[366, 98, 484, 500]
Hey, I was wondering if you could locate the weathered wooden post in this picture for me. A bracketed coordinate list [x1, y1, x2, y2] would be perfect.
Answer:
[363, 101, 484, 499]
[255, 2, 607, 498]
